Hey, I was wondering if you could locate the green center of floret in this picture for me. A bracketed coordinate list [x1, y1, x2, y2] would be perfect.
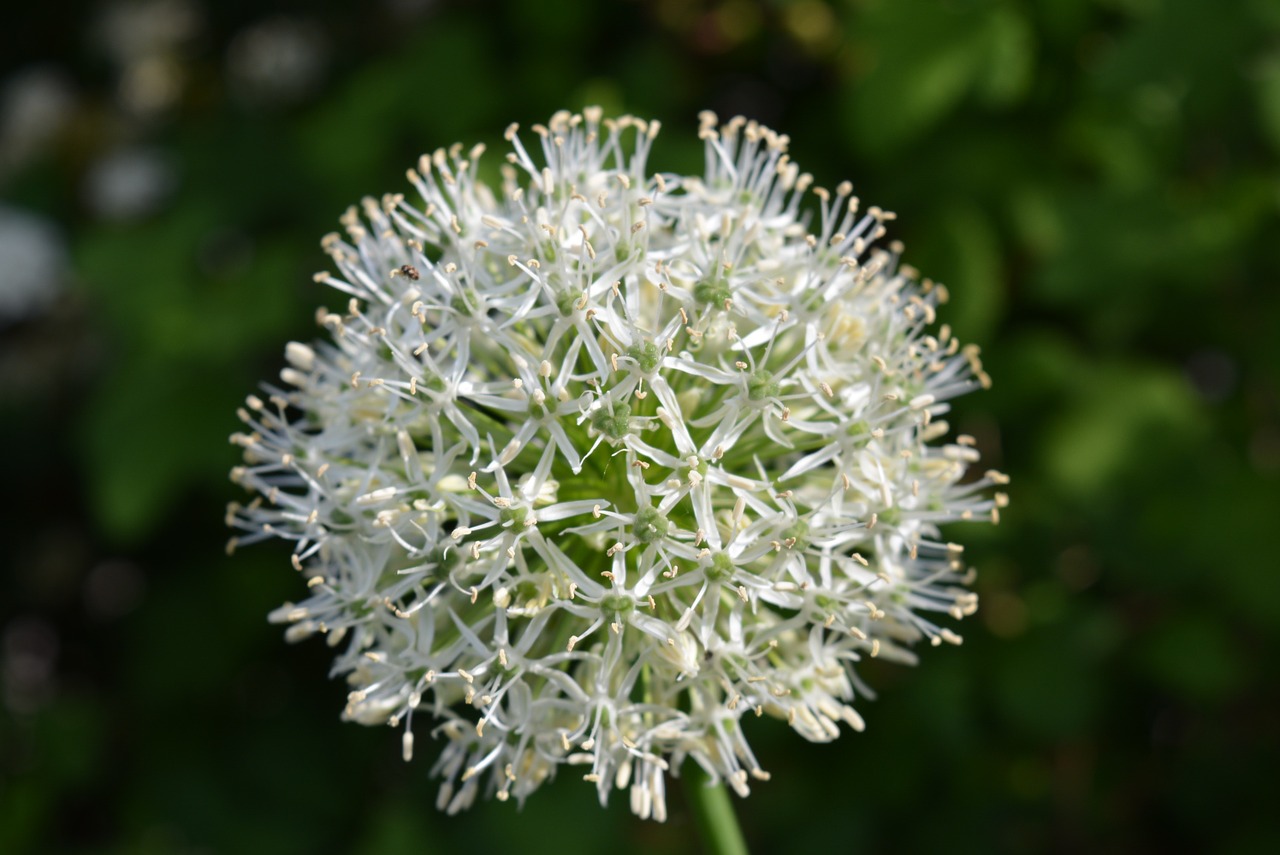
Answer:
[693, 278, 732, 306]
[633, 505, 670, 543]
[600, 593, 634, 617]
[627, 340, 662, 374]
[500, 506, 528, 527]
[783, 520, 810, 550]
[556, 289, 579, 316]
[590, 402, 632, 440]
[706, 551, 736, 581]
[747, 368, 780, 401]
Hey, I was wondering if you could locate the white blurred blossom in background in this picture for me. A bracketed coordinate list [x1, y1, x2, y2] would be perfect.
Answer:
[228, 108, 1006, 820]
[0, 206, 68, 321]
[0, 67, 75, 181]
[83, 146, 177, 221]
[226, 16, 329, 107]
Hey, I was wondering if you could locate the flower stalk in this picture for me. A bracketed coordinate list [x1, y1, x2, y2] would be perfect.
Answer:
[685, 762, 749, 855]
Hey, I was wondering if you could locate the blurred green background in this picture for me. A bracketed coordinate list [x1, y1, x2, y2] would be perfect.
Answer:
[2, 0, 1278, 852]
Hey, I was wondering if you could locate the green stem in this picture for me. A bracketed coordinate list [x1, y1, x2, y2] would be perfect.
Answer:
[684, 761, 749, 855]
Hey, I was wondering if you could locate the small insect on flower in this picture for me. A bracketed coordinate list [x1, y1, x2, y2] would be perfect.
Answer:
[228, 108, 1005, 821]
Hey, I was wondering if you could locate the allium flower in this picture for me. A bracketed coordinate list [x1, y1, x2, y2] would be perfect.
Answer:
[228, 108, 1007, 821]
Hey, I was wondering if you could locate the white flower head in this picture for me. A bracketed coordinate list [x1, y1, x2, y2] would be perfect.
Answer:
[228, 108, 1007, 821]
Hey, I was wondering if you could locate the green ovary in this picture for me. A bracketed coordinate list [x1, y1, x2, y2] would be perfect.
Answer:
[694, 279, 731, 306]
[633, 505, 670, 543]
[747, 369, 780, 401]
[627, 341, 662, 374]
[590, 402, 632, 441]
[706, 551, 735, 581]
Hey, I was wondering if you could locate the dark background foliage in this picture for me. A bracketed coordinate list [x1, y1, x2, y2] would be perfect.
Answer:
[2, 0, 1277, 852]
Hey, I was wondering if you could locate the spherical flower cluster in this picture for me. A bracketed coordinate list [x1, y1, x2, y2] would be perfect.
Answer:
[228, 108, 1007, 821]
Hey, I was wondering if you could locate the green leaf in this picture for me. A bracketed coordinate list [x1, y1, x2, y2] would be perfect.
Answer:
[915, 202, 1005, 342]
[1137, 615, 1249, 703]
[975, 7, 1036, 106]
[844, 0, 1034, 154]
[1256, 51, 1280, 155]
[78, 357, 247, 543]
[1041, 363, 1204, 501]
